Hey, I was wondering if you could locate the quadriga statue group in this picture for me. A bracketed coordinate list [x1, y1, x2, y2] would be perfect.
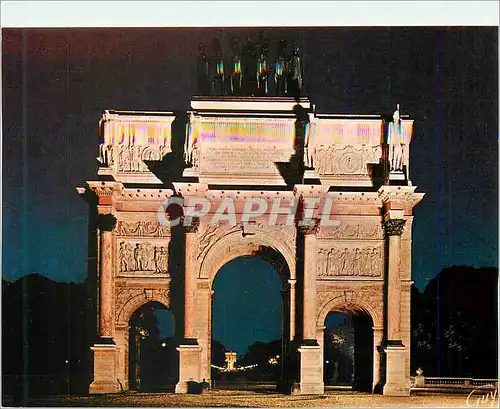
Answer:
[197, 34, 303, 98]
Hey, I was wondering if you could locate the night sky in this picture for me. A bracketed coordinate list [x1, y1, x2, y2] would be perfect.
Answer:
[2, 27, 498, 352]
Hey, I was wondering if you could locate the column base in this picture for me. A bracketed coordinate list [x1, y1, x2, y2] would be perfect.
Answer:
[175, 344, 202, 394]
[297, 344, 324, 395]
[174, 381, 189, 394]
[89, 344, 120, 394]
[383, 345, 410, 396]
[89, 381, 121, 394]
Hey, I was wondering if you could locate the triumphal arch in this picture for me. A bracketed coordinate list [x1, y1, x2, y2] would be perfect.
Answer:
[78, 96, 423, 396]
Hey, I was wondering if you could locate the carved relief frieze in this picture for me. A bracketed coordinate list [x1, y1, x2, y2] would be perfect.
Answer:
[318, 221, 383, 240]
[118, 240, 170, 275]
[313, 144, 382, 176]
[317, 244, 382, 278]
[99, 144, 171, 172]
[115, 221, 171, 237]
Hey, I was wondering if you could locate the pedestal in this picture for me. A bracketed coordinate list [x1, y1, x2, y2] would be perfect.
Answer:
[389, 170, 406, 182]
[414, 375, 425, 388]
[175, 344, 202, 394]
[383, 345, 409, 396]
[297, 345, 324, 395]
[89, 344, 120, 394]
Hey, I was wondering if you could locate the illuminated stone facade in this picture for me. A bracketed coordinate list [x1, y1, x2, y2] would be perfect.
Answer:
[78, 96, 423, 396]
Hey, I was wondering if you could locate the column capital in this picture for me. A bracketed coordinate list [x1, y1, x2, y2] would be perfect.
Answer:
[383, 218, 406, 236]
[97, 213, 117, 232]
[184, 216, 200, 233]
[297, 218, 319, 235]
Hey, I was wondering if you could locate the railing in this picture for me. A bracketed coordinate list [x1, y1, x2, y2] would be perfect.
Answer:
[410, 376, 498, 389]
[211, 380, 277, 391]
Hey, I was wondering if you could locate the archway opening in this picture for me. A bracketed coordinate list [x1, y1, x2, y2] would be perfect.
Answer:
[324, 311, 373, 392]
[128, 301, 177, 391]
[211, 255, 286, 390]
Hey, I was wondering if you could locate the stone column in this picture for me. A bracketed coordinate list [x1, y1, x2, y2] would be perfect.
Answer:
[98, 214, 116, 341]
[288, 279, 296, 341]
[317, 326, 326, 379]
[90, 213, 120, 394]
[301, 221, 318, 342]
[176, 217, 202, 394]
[184, 219, 199, 341]
[296, 220, 324, 395]
[372, 326, 384, 392]
[382, 218, 409, 396]
[196, 281, 212, 383]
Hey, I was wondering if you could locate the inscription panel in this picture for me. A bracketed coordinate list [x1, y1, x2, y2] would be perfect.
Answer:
[199, 145, 293, 175]
[190, 118, 297, 181]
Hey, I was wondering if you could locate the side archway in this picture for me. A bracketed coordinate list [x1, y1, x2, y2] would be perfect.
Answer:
[316, 290, 383, 392]
[316, 290, 382, 329]
[127, 301, 177, 391]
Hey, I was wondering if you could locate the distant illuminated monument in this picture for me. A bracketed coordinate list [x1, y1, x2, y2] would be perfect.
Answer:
[78, 35, 423, 397]
[225, 352, 237, 371]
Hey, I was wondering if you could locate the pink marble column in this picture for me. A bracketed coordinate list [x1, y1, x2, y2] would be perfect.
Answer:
[382, 218, 409, 396]
[98, 213, 117, 341]
[372, 326, 384, 391]
[184, 217, 199, 341]
[288, 279, 296, 341]
[299, 219, 319, 342]
[384, 218, 406, 342]
[176, 216, 202, 393]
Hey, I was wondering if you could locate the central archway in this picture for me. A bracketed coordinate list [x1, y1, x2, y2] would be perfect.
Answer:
[211, 256, 284, 390]
[198, 230, 295, 391]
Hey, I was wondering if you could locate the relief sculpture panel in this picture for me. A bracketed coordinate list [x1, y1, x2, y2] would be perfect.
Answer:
[118, 240, 170, 275]
[98, 114, 174, 173]
[313, 144, 382, 176]
[115, 221, 171, 238]
[318, 245, 382, 278]
[319, 221, 383, 240]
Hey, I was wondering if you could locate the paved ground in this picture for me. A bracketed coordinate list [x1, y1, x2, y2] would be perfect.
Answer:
[5, 389, 495, 408]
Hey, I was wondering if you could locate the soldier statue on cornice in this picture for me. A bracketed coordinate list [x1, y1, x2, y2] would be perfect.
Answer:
[275, 38, 288, 96]
[241, 36, 258, 96]
[287, 44, 303, 98]
[389, 103, 403, 172]
[196, 43, 210, 95]
[229, 36, 243, 96]
[211, 38, 225, 96]
[256, 35, 270, 96]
